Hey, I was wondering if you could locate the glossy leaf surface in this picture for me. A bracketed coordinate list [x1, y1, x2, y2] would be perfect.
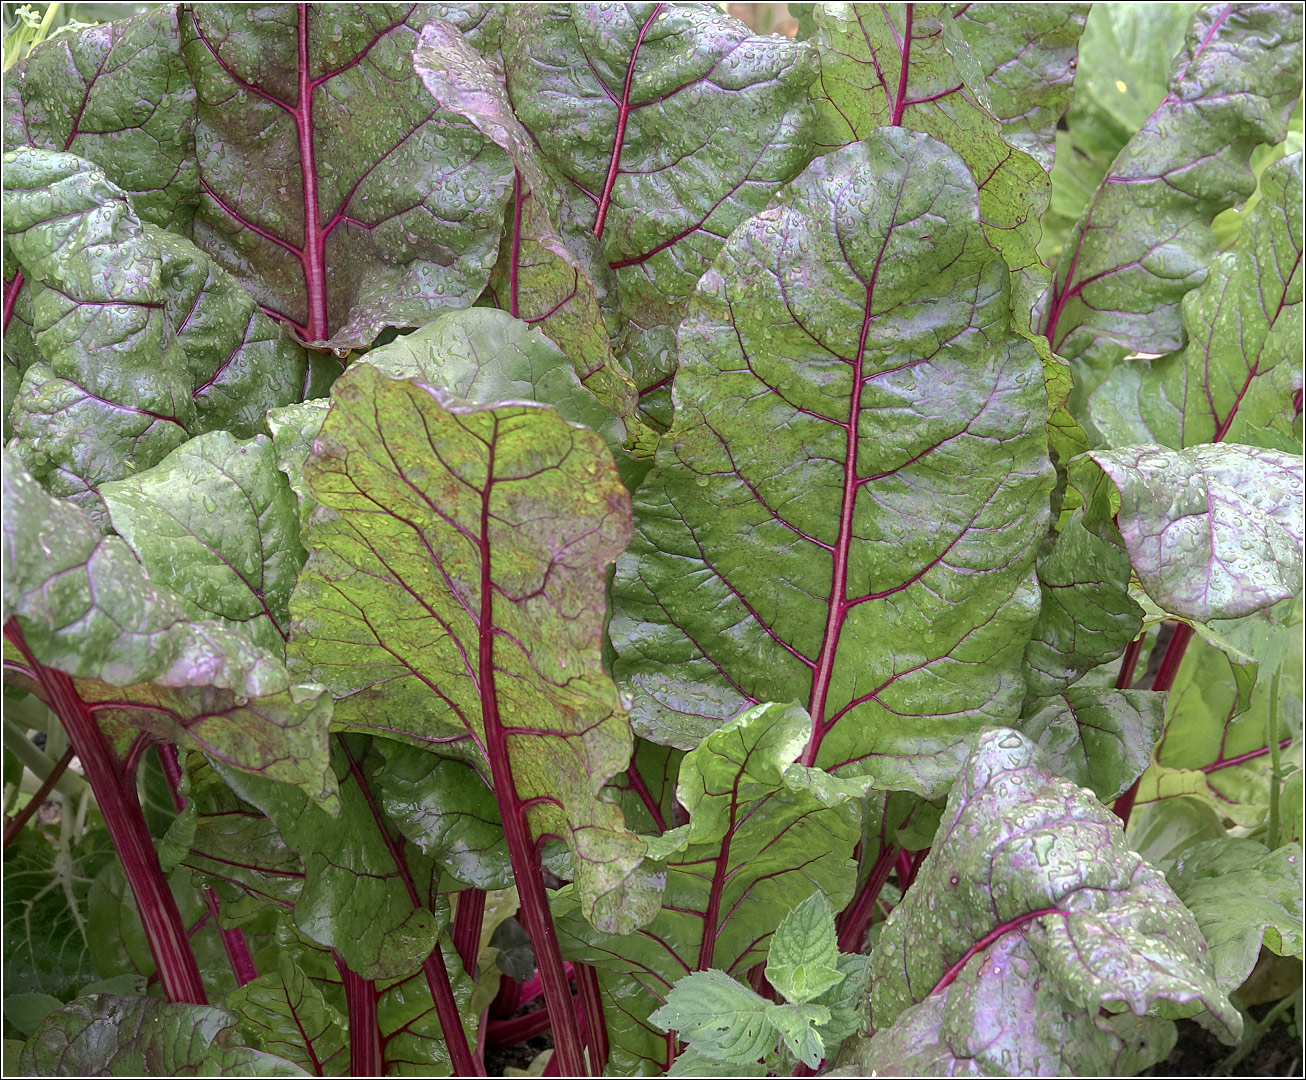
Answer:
[611, 130, 1053, 796]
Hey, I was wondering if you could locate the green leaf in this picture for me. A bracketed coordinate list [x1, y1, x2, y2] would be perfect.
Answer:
[1090, 154, 1303, 452]
[3, 451, 335, 803]
[2, 992, 61, 1038]
[19, 994, 312, 1076]
[211, 745, 439, 983]
[502, 4, 818, 426]
[101, 431, 306, 658]
[1090, 444, 1304, 622]
[649, 969, 779, 1067]
[177, 5, 514, 348]
[1, 6, 198, 233]
[2, 149, 195, 527]
[1044, 5, 1303, 360]
[610, 129, 1053, 797]
[765, 894, 844, 1005]
[288, 363, 658, 934]
[804, 3, 1051, 326]
[372, 738, 511, 891]
[869, 729, 1241, 1073]
[808, 952, 872, 1049]
[951, 5, 1089, 170]
[413, 20, 635, 418]
[264, 400, 332, 532]
[224, 953, 348, 1076]
[376, 940, 478, 1077]
[1167, 838, 1304, 992]
[1021, 685, 1166, 803]
[1022, 499, 1144, 698]
[555, 703, 858, 1018]
[2, 822, 112, 1002]
[766, 1001, 831, 1069]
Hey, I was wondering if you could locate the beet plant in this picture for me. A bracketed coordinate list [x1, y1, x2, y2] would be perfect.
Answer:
[1, 2, 1302, 1077]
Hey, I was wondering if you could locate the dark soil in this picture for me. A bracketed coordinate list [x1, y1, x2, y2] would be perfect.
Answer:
[1143, 1017, 1303, 1077]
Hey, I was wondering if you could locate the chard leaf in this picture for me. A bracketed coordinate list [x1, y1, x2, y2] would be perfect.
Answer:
[1, 6, 198, 233]
[224, 953, 348, 1076]
[288, 363, 658, 933]
[178, 5, 514, 348]
[1021, 686, 1166, 803]
[375, 941, 478, 1077]
[18, 994, 310, 1076]
[100, 432, 305, 659]
[556, 704, 858, 1011]
[804, 3, 1051, 324]
[2, 821, 112, 1002]
[1023, 500, 1144, 698]
[1090, 154, 1303, 451]
[869, 729, 1241, 1070]
[372, 738, 511, 891]
[595, 971, 676, 1076]
[1091, 444, 1304, 622]
[413, 20, 634, 417]
[3, 451, 335, 803]
[502, 3, 818, 426]
[610, 130, 1053, 796]
[264, 399, 332, 532]
[1167, 838, 1304, 992]
[1043, 4, 1303, 360]
[951, 5, 1089, 170]
[2, 149, 195, 527]
[212, 744, 441, 983]
[764, 894, 843, 1005]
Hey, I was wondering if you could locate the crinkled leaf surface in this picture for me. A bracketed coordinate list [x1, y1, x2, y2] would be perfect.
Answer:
[1167, 838, 1304, 992]
[101, 431, 305, 658]
[288, 363, 657, 933]
[764, 894, 843, 1005]
[1021, 685, 1166, 803]
[178, 4, 514, 347]
[869, 729, 1241, 1065]
[224, 953, 348, 1077]
[211, 744, 440, 983]
[804, 3, 1051, 323]
[1, 6, 197, 233]
[3, 451, 335, 803]
[1091, 444, 1304, 622]
[1042, 4, 1303, 360]
[502, 3, 818, 423]
[951, 5, 1089, 170]
[1022, 496, 1144, 698]
[264, 399, 332, 532]
[855, 932, 1178, 1077]
[2, 149, 195, 527]
[18, 994, 310, 1077]
[555, 704, 858, 1008]
[413, 20, 634, 417]
[372, 737, 511, 891]
[610, 130, 1052, 796]
[1090, 153, 1304, 451]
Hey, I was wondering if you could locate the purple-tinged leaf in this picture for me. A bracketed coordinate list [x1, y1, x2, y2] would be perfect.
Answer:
[18, 993, 311, 1076]
[804, 3, 1051, 325]
[555, 703, 858, 1021]
[3, 451, 335, 803]
[865, 729, 1241, 1075]
[287, 363, 659, 936]
[1090, 154, 1303, 452]
[1042, 4, 1303, 360]
[502, 3, 818, 426]
[1, 6, 198, 233]
[414, 20, 636, 417]
[178, 4, 514, 348]
[610, 130, 1053, 796]
[951, 4, 1090, 171]
[1021, 685, 1166, 802]
[1091, 443, 1304, 622]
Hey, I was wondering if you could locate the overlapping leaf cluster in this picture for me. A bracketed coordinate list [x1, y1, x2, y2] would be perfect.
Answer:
[2, 3, 1302, 1078]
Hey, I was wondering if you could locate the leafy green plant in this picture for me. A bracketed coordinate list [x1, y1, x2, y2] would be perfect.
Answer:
[2, 3, 1302, 1077]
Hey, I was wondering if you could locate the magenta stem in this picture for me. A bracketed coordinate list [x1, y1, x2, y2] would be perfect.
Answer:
[336, 953, 382, 1077]
[453, 888, 486, 975]
[837, 844, 899, 954]
[575, 962, 610, 1073]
